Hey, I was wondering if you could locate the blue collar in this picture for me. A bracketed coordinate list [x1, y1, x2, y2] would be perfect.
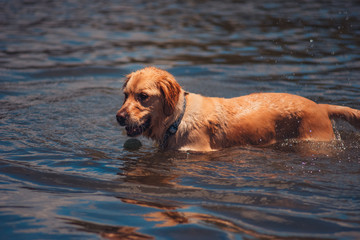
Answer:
[160, 94, 187, 149]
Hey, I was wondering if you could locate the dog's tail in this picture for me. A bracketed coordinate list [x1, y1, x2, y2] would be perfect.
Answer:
[320, 104, 360, 129]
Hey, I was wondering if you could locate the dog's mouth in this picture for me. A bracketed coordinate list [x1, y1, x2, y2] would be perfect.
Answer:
[125, 117, 151, 137]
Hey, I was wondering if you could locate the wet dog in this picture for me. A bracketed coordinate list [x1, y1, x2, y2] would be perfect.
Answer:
[116, 67, 360, 151]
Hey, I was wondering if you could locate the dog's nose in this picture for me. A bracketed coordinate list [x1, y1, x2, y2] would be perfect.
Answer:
[116, 112, 126, 126]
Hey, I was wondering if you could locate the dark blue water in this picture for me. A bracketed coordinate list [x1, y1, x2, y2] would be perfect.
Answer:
[1, 0, 360, 239]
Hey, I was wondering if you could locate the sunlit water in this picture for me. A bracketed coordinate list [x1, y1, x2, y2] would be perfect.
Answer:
[1, 0, 360, 239]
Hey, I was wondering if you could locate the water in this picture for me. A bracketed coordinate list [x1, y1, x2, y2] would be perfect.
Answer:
[1, 0, 360, 239]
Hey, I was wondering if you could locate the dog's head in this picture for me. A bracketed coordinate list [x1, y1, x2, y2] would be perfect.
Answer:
[116, 67, 181, 138]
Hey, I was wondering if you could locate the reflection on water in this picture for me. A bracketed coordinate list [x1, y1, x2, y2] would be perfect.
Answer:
[1, 0, 360, 239]
[61, 218, 155, 240]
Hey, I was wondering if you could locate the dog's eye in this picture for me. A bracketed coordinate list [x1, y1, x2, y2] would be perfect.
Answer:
[124, 93, 129, 100]
[138, 93, 149, 102]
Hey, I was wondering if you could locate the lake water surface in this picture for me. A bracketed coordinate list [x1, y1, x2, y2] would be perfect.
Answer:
[1, 0, 360, 239]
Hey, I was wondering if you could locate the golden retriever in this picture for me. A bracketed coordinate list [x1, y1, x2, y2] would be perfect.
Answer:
[116, 67, 360, 151]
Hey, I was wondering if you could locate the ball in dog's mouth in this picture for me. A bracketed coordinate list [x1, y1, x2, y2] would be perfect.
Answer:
[125, 118, 151, 137]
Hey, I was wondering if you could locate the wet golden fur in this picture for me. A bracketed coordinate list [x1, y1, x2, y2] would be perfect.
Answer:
[116, 67, 360, 151]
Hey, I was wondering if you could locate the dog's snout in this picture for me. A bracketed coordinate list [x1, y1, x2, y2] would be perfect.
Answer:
[116, 111, 127, 126]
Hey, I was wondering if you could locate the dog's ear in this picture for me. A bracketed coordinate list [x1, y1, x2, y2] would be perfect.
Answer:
[122, 73, 132, 89]
[158, 75, 181, 116]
